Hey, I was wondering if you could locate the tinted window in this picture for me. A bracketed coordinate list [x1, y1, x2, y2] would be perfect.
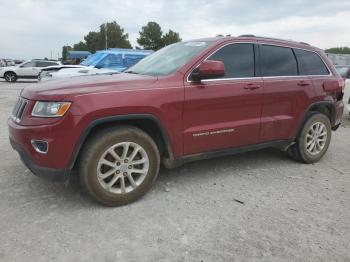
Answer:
[294, 49, 329, 75]
[207, 43, 255, 78]
[36, 61, 58, 67]
[47, 62, 59, 66]
[21, 61, 36, 67]
[261, 45, 298, 76]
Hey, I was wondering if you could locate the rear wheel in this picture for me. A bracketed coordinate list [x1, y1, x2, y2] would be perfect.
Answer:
[4, 72, 17, 82]
[288, 113, 331, 163]
[79, 126, 160, 206]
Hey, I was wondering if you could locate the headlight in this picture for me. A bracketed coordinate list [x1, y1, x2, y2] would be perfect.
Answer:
[32, 101, 71, 117]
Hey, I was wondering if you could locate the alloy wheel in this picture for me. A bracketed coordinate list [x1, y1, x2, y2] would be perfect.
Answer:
[96, 142, 149, 194]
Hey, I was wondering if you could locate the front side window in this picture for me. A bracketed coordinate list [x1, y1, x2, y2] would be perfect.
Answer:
[261, 45, 298, 77]
[294, 49, 329, 75]
[207, 43, 255, 79]
[126, 41, 213, 76]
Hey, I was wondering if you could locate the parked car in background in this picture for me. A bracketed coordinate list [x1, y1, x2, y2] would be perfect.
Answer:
[0, 59, 15, 67]
[335, 65, 350, 115]
[0, 59, 61, 82]
[14, 59, 25, 65]
[39, 48, 153, 81]
[8, 36, 344, 206]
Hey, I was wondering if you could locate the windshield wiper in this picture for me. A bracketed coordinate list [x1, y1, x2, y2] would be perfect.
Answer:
[124, 70, 139, 74]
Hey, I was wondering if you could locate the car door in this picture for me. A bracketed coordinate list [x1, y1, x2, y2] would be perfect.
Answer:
[17, 61, 37, 76]
[183, 42, 263, 155]
[258, 43, 314, 142]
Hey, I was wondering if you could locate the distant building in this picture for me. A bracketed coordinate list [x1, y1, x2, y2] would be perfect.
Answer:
[67, 51, 91, 64]
[326, 53, 350, 65]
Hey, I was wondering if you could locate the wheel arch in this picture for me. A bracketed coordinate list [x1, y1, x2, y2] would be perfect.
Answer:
[68, 114, 174, 170]
[293, 101, 336, 139]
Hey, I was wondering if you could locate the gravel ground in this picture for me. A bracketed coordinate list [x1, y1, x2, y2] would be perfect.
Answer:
[0, 79, 349, 262]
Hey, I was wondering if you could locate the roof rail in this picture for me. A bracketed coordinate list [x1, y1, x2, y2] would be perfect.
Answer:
[239, 34, 256, 37]
[238, 35, 310, 46]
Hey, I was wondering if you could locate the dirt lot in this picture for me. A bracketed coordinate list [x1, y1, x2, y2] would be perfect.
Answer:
[0, 79, 349, 262]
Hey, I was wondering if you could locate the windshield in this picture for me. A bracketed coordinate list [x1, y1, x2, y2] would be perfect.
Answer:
[80, 52, 106, 66]
[126, 41, 213, 76]
[335, 66, 349, 77]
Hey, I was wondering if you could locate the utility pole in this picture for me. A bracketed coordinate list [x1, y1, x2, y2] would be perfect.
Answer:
[105, 22, 108, 50]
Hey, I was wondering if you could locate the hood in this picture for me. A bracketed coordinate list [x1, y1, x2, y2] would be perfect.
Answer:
[21, 73, 158, 100]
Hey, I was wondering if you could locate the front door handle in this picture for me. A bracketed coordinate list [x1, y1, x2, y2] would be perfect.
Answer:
[244, 83, 261, 90]
[297, 81, 311, 86]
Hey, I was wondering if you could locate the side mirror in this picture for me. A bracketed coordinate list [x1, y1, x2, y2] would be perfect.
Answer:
[191, 60, 225, 81]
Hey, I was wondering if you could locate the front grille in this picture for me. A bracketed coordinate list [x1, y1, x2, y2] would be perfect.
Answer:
[12, 98, 28, 123]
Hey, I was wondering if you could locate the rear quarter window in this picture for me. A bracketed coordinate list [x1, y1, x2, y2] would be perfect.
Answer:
[294, 49, 329, 75]
[260, 45, 298, 77]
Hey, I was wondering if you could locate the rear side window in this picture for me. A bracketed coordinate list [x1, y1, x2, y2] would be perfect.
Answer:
[207, 43, 255, 78]
[261, 45, 298, 77]
[294, 49, 329, 75]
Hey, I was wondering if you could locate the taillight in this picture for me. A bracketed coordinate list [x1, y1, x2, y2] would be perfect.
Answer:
[323, 80, 344, 101]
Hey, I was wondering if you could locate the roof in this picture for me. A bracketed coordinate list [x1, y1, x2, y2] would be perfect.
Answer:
[67, 51, 92, 59]
[108, 48, 153, 54]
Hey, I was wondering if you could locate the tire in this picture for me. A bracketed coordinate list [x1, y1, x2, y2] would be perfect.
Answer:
[4, 72, 17, 82]
[288, 113, 331, 164]
[78, 126, 160, 206]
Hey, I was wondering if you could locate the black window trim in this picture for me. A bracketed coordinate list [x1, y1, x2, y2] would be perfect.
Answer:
[186, 41, 332, 83]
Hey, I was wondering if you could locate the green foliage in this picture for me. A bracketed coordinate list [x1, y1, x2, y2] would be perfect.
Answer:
[100, 22, 132, 49]
[137, 22, 164, 50]
[325, 47, 350, 54]
[162, 30, 182, 47]
[137, 22, 181, 50]
[84, 31, 102, 52]
[63, 21, 132, 54]
[73, 41, 88, 51]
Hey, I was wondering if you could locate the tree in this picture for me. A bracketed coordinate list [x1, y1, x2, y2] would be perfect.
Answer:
[100, 22, 132, 49]
[137, 22, 181, 50]
[73, 41, 88, 51]
[84, 31, 103, 52]
[162, 30, 181, 46]
[62, 45, 72, 61]
[62, 21, 132, 55]
[137, 22, 164, 50]
[325, 47, 350, 54]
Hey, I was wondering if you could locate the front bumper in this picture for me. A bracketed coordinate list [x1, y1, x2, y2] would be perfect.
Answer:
[7, 115, 81, 181]
[10, 138, 69, 181]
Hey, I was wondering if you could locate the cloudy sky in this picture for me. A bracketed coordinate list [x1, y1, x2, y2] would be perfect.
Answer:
[1, 0, 350, 59]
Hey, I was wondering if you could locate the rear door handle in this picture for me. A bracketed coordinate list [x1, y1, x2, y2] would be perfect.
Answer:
[297, 81, 311, 86]
[244, 83, 261, 90]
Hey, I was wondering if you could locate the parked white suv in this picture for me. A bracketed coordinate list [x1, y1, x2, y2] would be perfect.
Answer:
[0, 59, 61, 82]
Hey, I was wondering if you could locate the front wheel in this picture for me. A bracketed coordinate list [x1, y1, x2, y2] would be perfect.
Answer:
[288, 113, 331, 163]
[4, 72, 17, 82]
[79, 126, 160, 206]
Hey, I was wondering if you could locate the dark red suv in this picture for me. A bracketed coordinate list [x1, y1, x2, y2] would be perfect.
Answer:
[8, 36, 344, 206]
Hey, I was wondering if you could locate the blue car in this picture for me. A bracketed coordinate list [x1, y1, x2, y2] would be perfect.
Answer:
[39, 48, 153, 81]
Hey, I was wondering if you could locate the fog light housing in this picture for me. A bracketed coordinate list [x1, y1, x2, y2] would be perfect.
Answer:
[31, 140, 48, 154]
